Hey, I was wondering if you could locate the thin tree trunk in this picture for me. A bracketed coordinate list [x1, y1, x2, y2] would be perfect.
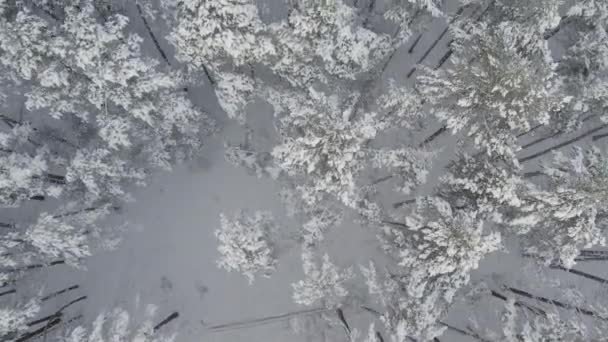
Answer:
[360, 305, 382, 316]
[208, 307, 329, 333]
[135, 2, 214, 87]
[153, 312, 179, 332]
[419, 125, 447, 147]
[406, 67, 417, 78]
[201, 64, 216, 86]
[490, 289, 546, 316]
[521, 131, 561, 150]
[27, 296, 87, 327]
[439, 322, 491, 342]
[525, 250, 608, 262]
[40, 284, 79, 302]
[517, 124, 543, 138]
[0, 222, 13, 228]
[593, 132, 608, 141]
[0, 288, 16, 297]
[519, 110, 596, 148]
[434, 49, 453, 69]
[409, 5, 469, 78]
[433, 3, 489, 71]
[506, 286, 608, 321]
[55, 295, 87, 313]
[575, 256, 608, 262]
[581, 250, 608, 256]
[3, 260, 65, 274]
[523, 171, 544, 178]
[393, 198, 416, 209]
[16, 317, 62, 342]
[416, 26, 449, 66]
[52, 205, 120, 219]
[371, 174, 393, 185]
[26, 313, 61, 328]
[136, 2, 170, 65]
[519, 124, 608, 163]
[408, 33, 423, 54]
[381, 220, 408, 229]
[44, 173, 66, 185]
[550, 265, 608, 285]
[40, 314, 83, 337]
[336, 308, 350, 333]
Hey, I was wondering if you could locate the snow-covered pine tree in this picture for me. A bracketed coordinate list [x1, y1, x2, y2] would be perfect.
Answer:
[416, 19, 562, 164]
[510, 146, 608, 267]
[439, 152, 522, 220]
[554, 0, 608, 131]
[0, 128, 57, 208]
[215, 210, 277, 284]
[498, 297, 588, 341]
[370, 197, 501, 340]
[0, 0, 212, 205]
[292, 248, 354, 308]
[269, 87, 386, 209]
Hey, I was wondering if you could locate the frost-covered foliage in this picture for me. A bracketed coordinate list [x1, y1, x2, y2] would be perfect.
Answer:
[66, 148, 146, 202]
[0, 204, 117, 278]
[372, 197, 501, 340]
[0, 299, 40, 341]
[292, 249, 353, 308]
[417, 21, 562, 161]
[224, 144, 279, 179]
[440, 152, 522, 219]
[510, 147, 608, 267]
[63, 305, 176, 342]
[268, 0, 392, 81]
[556, 0, 608, 128]
[486, 0, 563, 41]
[377, 81, 426, 129]
[0, 122, 64, 207]
[267, 85, 431, 216]
[25, 212, 90, 266]
[384, 0, 443, 42]
[215, 210, 277, 284]
[2, 0, 608, 340]
[215, 73, 257, 123]
[278, 187, 343, 247]
[0, 0, 211, 194]
[0, 148, 50, 208]
[371, 148, 435, 195]
[498, 298, 587, 342]
[398, 197, 501, 296]
[166, 0, 273, 70]
[270, 88, 384, 208]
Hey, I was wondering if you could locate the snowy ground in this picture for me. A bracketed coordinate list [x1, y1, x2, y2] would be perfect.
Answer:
[33, 132, 378, 341]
